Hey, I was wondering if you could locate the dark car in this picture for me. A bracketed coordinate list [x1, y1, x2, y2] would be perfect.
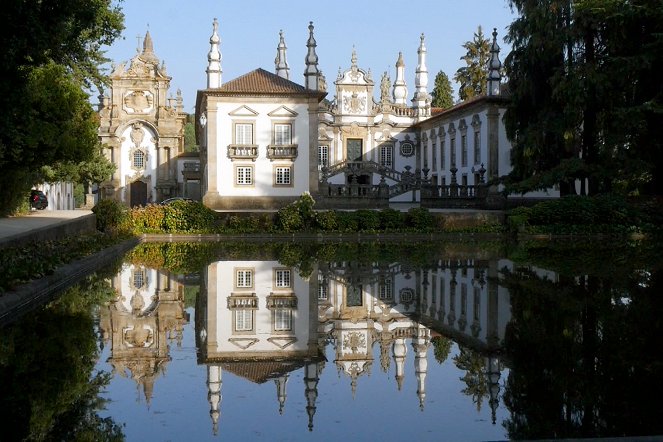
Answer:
[160, 197, 195, 205]
[30, 190, 48, 210]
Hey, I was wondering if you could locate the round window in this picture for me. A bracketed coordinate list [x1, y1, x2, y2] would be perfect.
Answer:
[400, 141, 414, 157]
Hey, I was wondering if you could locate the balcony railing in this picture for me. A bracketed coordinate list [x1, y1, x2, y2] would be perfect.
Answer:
[228, 144, 259, 161]
[266, 144, 298, 160]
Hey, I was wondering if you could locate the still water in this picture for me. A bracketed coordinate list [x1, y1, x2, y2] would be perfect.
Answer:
[1, 240, 662, 441]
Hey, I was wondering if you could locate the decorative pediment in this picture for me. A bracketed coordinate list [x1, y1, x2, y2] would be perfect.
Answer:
[268, 106, 298, 117]
[318, 126, 333, 141]
[228, 105, 259, 117]
[267, 337, 298, 349]
[228, 338, 259, 349]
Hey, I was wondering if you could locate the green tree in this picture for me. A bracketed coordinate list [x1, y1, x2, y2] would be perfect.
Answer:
[430, 70, 454, 108]
[454, 345, 489, 411]
[184, 121, 198, 152]
[0, 0, 124, 214]
[454, 26, 491, 101]
[503, 0, 663, 196]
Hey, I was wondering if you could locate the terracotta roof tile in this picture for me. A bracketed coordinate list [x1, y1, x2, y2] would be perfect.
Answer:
[218, 68, 310, 94]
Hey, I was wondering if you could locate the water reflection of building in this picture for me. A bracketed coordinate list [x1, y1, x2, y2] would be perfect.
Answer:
[99, 264, 190, 404]
[319, 257, 511, 422]
[196, 261, 322, 434]
[195, 256, 516, 433]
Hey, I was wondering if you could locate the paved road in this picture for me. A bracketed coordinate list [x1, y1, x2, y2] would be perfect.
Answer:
[0, 210, 93, 245]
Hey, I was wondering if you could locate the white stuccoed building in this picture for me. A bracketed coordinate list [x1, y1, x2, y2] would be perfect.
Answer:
[196, 20, 558, 211]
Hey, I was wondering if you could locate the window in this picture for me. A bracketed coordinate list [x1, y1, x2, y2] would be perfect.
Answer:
[318, 276, 328, 300]
[318, 145, 329, 169]
[432, 140, 437, 171]
[347, 138, 363, 161]
[441, 140, 446, 169]
[380, 144, 393, 168]
[400, 288, 414, 303]
[132, 268, 146, 289]
[379, 278, 393, 301]
[274, 308, 292, 331]
[450, 138, 456, 166]
[347, 285, 363, 307]
[236, 269, 253, 288]
[275, 166, 292, 186]
[235, 166, 253, 186]
[461, 134, 468, 167]
[274, 123, 292, 145]
[474, 131, 481, 165]
[133, 150, 145, 170]
[423, 141, 429, 168]
[235, 123, 253, 145]
[275, 269, 291, 288]
[235, 310, 253, 331]
[400, 140, 414, 157]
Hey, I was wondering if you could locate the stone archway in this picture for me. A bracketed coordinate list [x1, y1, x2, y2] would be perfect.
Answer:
[130, 180, 148, 207]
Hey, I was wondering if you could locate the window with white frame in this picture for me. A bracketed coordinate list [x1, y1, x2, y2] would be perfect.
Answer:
[380, 144, 393, 168]
[235, 166, 253, 185]
[274, 123, 292, 145]
[236, 269, 253, 288]
[318, 275, 328, 300]
[235, 310, 253, 331]
[133, 150, 146, 170]
[461, 134, 468, 167]
[318, 145, 329, 169]
[275, 166, 292, 186]
[235, 123, 253, 145]
[274, 308, 292, 331]
[275, 269, 291, 288]
[379, 277, 393, 301]
[450, 138, 456, 166]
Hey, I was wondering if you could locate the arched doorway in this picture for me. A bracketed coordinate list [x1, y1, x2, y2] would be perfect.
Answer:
[130, 180, 148, 207]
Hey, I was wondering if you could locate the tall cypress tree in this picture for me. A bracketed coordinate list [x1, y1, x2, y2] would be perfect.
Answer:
[504, 0, 663, 196]
[454, 26, 491, 101]
[431, 70, 454, 108]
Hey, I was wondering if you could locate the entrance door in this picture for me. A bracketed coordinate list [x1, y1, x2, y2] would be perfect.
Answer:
[130, 180, 147, 207]
[346, 138, 363, 162]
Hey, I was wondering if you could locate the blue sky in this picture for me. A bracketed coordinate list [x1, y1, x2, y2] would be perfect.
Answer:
[103, 0, 516, 112]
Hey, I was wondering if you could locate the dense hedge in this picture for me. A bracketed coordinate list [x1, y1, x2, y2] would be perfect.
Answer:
[92, 195, 453, 235]
[506, 194, 660, 235]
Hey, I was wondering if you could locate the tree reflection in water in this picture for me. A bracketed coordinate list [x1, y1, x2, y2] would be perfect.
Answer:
[0, 274, 124, 441]
[1, 239, 663, 440]
[501, 242, 663, 439]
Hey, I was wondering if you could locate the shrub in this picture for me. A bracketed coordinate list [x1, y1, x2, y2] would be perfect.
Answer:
[162, 200, 216, 232]
[276, 204, 303, 232]
[275, 193, 317, 232]
[92, 199, 128, 232]
[380, 208, 404, 230]
[356, 209, 380, 231]
[406, 207, 435, 231]
[130, 204, 165, 233]
[336, 211, 359, 232]
[315, 210, 338, 231]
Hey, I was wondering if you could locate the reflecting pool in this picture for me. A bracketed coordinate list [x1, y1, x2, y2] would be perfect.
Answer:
[1, 240, 662, 441]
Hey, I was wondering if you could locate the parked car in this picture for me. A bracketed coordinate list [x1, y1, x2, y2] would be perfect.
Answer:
[160, 197, 195, 205]
[29, 190, 48, 210]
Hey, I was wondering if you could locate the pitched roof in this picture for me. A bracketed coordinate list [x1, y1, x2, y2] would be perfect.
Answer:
[220, 360, 307, 384]
[217, 68, 312, 95]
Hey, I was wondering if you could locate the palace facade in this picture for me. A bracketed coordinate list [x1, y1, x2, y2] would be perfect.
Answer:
[98, 32, 199, 207]
[196, 19, 558, 211]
